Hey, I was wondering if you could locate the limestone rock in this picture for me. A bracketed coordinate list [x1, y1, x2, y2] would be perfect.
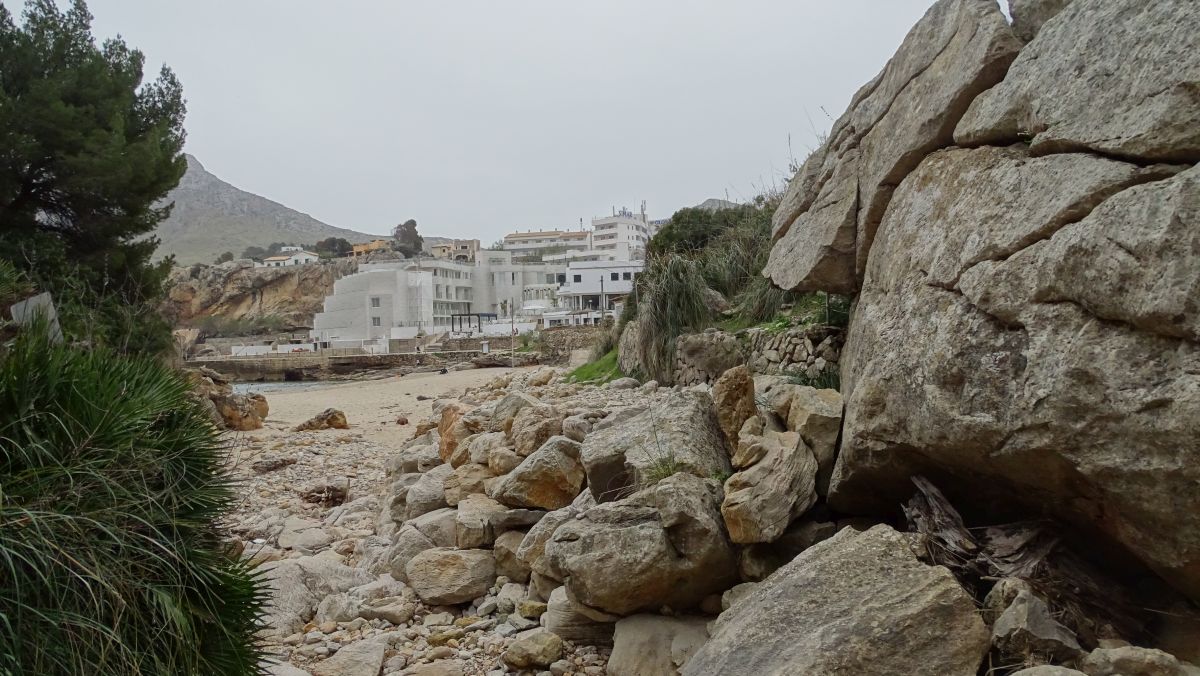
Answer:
[443, 463, 494, 507]
[261, 555, 373, 636]
[266, 664, 312, 676]
[493, 529, 531, 582]
[509, 404, 565, 455]
[1010, 669, 1087, 676]
[405, 464, 454, 520]
[783, 386, 843, 495]
[487, 446, 522, 475]
[212, 393, 265, 430]
[834, 147, 1200, 600]
[294, 408, 348, 431]
[489, 436, 585, 510]
[309, 639, 385, 676]
[503, 628, 563, 669]
[491, 392, 541, 433]
[766, 0, 1021, 291]
[405, 548, 496, 605]
[277, 516, 333, 552]
[1008, 0, 1073, 41]
[991, 589, 1084, 663]
[409, 508, 458, 548]
[561, 414, 592, 442]
[437, 402, 472, 462]
[608, 615, 709, 676]
[545, 473, 738, 615]
[541, 585, 617, 646]
[515, 494, 593, 578]
[454, 494, 509, 549]
[711, 365, 757, 448]
[683, 525, 989, 676]
[1080, 646, 1200, 676]
[608, 377, 639, 390]
[581, 390, 730, 503]
[956, 0, 1200, 163]
[721, 430, 818, 544]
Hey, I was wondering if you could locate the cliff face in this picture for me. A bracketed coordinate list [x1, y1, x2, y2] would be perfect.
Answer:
[764, 0, 1200, 601]
[163, 258, 357, 329]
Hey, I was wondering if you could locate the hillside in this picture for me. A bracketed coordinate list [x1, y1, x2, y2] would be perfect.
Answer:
[154, 155, 378, 264]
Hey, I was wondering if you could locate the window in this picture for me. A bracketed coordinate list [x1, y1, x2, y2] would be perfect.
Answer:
[610, 272, 619, 281]
[557, 274, 566, 284]
[371, 317, 382, 327]
[370, 297, 381, 308]
[573, 274, 581, 283]
[546, 274, 556, 284]
[622, 272, 632, 280]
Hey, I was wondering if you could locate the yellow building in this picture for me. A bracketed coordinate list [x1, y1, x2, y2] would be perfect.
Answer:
[352, 239, 392, 258]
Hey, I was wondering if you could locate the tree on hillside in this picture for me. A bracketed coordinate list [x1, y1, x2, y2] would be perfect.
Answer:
[314, 236, 352, 257]
[0, 0, 187, 354]
[392, 219, 423, 258]
[214, 251, 234, 264]
[241, 245, 267, 260]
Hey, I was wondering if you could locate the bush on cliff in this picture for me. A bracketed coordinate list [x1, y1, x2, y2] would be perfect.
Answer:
[0, 326, 266, 675]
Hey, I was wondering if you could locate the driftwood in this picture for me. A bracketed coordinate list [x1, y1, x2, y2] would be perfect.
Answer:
[904, 476, 1149, 647]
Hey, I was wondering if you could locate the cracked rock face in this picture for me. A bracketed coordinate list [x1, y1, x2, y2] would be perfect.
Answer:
[765, 0, 1021, 292]
[832, 146, 1200, 599]
[683, 525, 989, 676]
[956, 0, 1200, 163]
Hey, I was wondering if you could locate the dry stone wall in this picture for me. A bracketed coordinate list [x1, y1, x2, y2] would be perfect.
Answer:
[765, 0, 1200, 601]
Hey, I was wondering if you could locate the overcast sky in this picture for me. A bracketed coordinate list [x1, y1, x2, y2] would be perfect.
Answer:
[24, 0, 945, 240]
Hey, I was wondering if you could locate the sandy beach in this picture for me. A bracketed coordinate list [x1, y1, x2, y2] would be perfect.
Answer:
[252, 366, 538, 447]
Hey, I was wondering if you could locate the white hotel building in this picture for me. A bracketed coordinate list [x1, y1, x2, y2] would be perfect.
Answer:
[310, 251, 563, 341]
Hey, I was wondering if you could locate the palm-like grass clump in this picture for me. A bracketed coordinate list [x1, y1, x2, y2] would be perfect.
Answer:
[0, 328, 266, 675]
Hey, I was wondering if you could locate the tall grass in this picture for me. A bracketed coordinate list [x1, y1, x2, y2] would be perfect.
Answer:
[0, 326, 267, 675]
[636, 255, 712, 383]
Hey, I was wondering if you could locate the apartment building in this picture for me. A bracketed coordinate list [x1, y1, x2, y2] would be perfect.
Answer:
[501, 229, 592, 258]
[591, 208, 656, 259]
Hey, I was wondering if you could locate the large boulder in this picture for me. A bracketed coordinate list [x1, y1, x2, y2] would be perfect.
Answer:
[711, 365, 757, 448]
[489, 436, 585, 510]
[956, 0, 1200, 163]
[1008, 0, 1073, 41]
[405, 548, 496, 605]
[720, 429, 818, 544]
[404, 464, 454, 520]
[682, 525, 989, 675]
[581, 390, 730, 503]
[541, 585, 618, 646]
[1079, 646, 1200, 676]
[260, 554, 374, 636]
[544, 473, 738, 616]
[765, 0, 1021, 292]
[833, 146, 1200, 599]
[309, 639, 385, 676]
[608, 615, 709, 676]
[509, 404, 565, 455]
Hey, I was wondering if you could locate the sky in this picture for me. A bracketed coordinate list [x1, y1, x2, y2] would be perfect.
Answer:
[20, 0, 946, 240]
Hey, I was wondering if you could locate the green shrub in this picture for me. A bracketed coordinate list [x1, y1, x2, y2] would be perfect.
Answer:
[0, 327, 267, 675]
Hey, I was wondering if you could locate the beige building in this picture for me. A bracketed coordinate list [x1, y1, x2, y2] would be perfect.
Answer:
[430, 238, 481, 263]
[352, 239, 392, 258]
